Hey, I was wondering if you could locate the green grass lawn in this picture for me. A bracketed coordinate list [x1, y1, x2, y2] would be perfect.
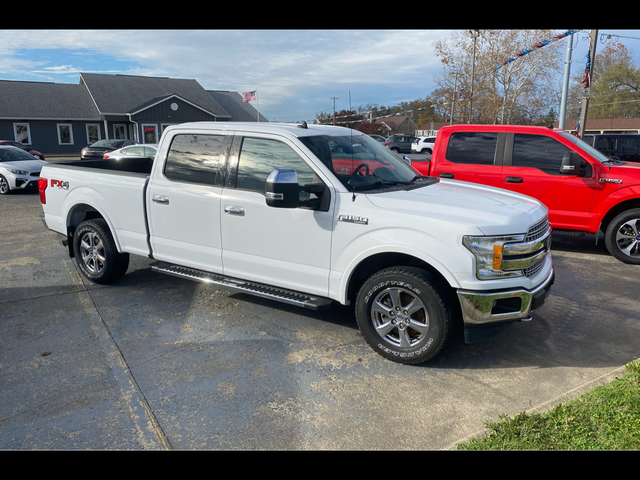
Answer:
[457, 359, 640, 450]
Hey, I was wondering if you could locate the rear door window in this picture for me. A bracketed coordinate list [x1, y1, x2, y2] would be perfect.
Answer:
[163, 134, 226, 186]
[445, 132, 498, 165]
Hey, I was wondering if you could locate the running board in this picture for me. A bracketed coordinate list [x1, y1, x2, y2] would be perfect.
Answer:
[151, 262, 333, 311]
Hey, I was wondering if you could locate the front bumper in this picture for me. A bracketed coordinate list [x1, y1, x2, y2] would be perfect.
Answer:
[457, 268, 554, 343]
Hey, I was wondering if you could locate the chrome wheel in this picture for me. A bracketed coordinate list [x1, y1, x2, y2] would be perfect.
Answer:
[0, 175, 9, 194]
[370, 286, 430, 349]
[79, 231, 106, 274]
[605, 209, 640, 264]
[614, 217, 640, 259]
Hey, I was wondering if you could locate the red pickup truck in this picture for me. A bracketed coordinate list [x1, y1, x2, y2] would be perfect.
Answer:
[410, 124, 640, 264]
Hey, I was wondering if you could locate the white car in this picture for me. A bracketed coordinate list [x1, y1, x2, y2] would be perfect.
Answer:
[103, 144, 158, 161]
[0, 146, 47, 195]
[411, 136, 437, 154]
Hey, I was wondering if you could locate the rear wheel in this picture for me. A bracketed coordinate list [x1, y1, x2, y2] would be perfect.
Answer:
[355, 266, 452, 364]
[73, 219, 129, 283]
[604, 209, 640, 264]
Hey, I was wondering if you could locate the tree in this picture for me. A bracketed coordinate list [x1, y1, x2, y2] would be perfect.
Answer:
[588, 43, 640, 119]
[433, 30, 564, 124]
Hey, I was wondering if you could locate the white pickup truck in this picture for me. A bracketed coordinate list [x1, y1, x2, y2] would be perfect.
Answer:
[39, 122, 554, 364]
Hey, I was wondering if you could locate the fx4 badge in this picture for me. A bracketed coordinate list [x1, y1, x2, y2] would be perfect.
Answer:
[51, 179, 69, 190]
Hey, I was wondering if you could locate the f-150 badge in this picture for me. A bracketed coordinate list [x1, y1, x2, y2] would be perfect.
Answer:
[339, 215, 368, 225]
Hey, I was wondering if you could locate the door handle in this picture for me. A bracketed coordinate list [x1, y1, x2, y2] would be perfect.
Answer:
[152, 195, 169, 204]
[506, 176, 523, 184]
[439, 173, 454, 179]
[224, 205, 245, 217]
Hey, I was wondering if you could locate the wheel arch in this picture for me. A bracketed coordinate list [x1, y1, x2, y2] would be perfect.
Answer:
[599, 198, 640, 233]
[64, 203, 114, 258]
[344, 252, 457, 307]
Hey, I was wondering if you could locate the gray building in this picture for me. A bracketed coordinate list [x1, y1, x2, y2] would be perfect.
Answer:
[0, 73, 265, 156]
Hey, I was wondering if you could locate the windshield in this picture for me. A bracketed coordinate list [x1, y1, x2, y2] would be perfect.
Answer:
[0, 148, 36, 162]
[299, 133, 436, 192]
[559, 131, 613, 164]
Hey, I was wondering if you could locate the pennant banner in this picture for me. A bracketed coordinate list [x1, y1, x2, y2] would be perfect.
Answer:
[322, 29, 582, 125]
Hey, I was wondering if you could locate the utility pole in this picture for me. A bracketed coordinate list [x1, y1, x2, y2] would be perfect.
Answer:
[468, 29, 480, 124]
[559, 33, 574, 130]
[578, 30, 598, 138]
[330, 97, 339, 126]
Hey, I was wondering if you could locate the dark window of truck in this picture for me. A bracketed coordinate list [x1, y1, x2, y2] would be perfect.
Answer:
[446, 132, 498, 165]
[236, 137, 318, 201]
[164, 134, 225, 186]
[511, 134, 573, 175]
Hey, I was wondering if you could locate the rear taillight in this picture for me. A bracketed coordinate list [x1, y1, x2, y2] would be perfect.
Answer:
[38, 177, 47, 204]
[384, 142, 390, 146]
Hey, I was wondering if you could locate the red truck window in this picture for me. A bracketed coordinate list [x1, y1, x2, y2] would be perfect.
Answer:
[446, 132, 498, 165]
[511, 134, 574, 175]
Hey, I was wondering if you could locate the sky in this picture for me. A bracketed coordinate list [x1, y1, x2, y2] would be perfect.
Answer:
[2, 29, 640, 124]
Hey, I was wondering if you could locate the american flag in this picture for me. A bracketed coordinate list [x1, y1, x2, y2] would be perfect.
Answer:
[242, 91, 256, 103]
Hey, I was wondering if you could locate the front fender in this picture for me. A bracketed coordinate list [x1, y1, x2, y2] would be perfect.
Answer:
[329, 227, 469, 304]
[588, 184, 640, 232]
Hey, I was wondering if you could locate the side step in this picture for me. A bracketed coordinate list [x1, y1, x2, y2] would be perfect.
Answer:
[151, 262, 333, 311]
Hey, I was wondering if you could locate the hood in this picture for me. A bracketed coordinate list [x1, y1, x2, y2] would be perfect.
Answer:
[0, 159, 47, 172]
[365, 179, 547, 236]
[605, 161, 640, 177]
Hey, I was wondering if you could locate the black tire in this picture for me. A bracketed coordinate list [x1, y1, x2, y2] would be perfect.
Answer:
[73, 219, 129, 284]
[604, 208, 640, 264]
[0, 175, 10, 194]
[355, 266, 452, 364]
[391, 148, 399, 153]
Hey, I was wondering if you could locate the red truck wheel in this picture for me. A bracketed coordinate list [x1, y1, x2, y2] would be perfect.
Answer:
[604, 208, 640, 264]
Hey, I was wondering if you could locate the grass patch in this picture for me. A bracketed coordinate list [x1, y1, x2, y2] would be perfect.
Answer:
[458, 359, 640, 450]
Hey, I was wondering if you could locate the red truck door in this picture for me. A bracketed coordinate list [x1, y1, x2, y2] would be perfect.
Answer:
[500, 132, 596, 231]
[430, 130, 504, 188]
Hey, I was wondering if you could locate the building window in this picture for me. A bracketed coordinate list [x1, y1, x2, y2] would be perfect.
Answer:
[142, 124, 158, 144]
[113, 124, 126, 139]
[13, 123, 31, 145]
[86, 124, 101, 144]
[57, 123, 74, 145]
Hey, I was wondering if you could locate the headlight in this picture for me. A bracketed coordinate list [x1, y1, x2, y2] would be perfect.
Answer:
[5, 168, 29, 175]
[463, 234, 525, 280]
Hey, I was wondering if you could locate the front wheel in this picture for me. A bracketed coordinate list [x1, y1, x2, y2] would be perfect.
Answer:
[355, 266, 452, 364]
[604, 209, 640, 264]
[73, 219, 130, 284]
[0, 175, 10, 194]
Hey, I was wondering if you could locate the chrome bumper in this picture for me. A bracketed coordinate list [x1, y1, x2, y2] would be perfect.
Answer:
[457, 268, 554, 336]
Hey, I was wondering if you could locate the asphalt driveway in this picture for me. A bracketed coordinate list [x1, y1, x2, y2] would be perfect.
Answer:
[1, 189, 638, 450]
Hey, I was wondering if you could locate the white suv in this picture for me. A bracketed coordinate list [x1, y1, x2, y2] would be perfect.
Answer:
[412, 136, 436, 154]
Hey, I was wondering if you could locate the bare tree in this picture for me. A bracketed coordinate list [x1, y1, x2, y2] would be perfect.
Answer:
[433, 30, 564, 124]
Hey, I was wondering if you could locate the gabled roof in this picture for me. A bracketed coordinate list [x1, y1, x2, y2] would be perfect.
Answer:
[80, 73, 231, 118]
[207, 91, 268, 122]
[0, 79, 100, 120]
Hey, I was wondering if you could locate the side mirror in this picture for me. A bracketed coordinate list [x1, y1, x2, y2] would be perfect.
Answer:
[265, 168, 300, 208]
[560, 151, 586, 176]
[403, 155, 412, 166]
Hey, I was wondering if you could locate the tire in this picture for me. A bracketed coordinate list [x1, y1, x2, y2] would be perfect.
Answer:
[604, 208, 640, 264]
[73, 219, 130, 284]
[355, 266, 452, 364]
[0, 175, 10, 194]
[391, 148, 399, 153]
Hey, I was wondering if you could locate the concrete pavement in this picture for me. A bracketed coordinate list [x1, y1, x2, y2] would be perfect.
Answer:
[1, 190, 638, 449]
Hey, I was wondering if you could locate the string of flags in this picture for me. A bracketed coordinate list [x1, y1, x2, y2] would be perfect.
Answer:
[322, 29, 582, 126]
